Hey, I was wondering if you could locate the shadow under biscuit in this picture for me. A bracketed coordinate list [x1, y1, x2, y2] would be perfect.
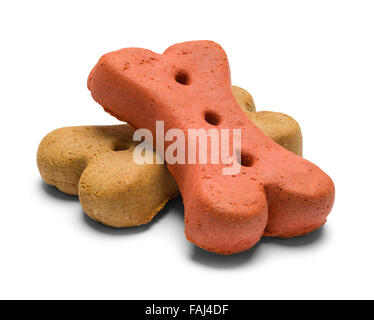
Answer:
[190, 241, 263, 269]
[166, 195, 185, 221]
[189, 226, 327, 268]
[40, 178, 327, 262]
[40, 181, 79, 202]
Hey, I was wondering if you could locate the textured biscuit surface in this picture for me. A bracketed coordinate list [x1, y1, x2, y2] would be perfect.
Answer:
[37, 125, 178, 227]
[88, 40, 335, 254]
[233, 86, 302, 156]
[232, 85, 256, 112]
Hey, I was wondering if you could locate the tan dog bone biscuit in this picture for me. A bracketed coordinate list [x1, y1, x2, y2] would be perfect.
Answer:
[37, 125, 179, 227]
[232, 85, 256, 112]
[250, 111, 302, 156]
[37, 86, 303, 227]
[233, 85, 302, 156]
[38, 125, 134, 195]
[79, 150, 179, 227]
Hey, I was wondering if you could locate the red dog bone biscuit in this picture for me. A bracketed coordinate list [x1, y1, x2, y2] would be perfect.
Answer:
[88, 41, 335, 255]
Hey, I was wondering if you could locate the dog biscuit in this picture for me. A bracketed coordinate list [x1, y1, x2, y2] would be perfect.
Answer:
[87, 40, 335, 254]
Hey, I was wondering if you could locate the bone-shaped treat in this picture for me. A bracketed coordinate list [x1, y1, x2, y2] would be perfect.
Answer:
[88, 41, 335, 254]
[37, 87, 302, 228]
[37, 125, 178, 227]
[232, 85, 256, 113]
[233, 85, 302, 156]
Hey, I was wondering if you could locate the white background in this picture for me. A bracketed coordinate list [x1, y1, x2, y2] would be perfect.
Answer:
[1, 0, 373, 299]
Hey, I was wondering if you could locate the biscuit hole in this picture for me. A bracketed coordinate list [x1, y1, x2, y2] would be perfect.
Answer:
[113, 142, 130, 151]
[175, 70, 190, 85]
[240, 152, 254, 167]
[204, 111, 221, 126]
